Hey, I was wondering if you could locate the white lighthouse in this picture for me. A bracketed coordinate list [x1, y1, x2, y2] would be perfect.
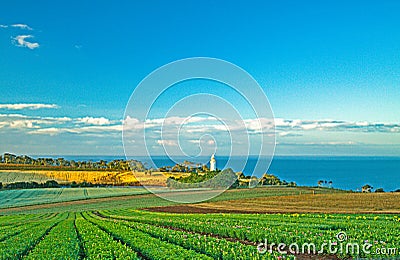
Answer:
[210, 154, 216, 171]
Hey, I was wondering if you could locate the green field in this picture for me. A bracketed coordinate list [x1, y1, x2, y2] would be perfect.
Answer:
[0, 209, 398, 259]
[0, 187, 398, 259]
[0, 171, 53, 183]
[0, 187, 149, 209]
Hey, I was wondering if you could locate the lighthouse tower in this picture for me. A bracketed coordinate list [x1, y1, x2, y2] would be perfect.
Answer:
[210, 154, 216, 171]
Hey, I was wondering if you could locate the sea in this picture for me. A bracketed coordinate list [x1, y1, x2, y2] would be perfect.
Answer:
[45, 155, 400, 192]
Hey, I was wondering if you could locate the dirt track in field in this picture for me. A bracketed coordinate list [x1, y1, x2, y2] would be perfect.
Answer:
[148, 193, 400, 214]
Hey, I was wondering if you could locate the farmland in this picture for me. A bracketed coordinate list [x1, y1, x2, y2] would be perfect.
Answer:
[0, 170, 54, 184]
[0, 209, 398, 259]
[156, 192, 400, 214]
[0, 187, 340, 214]
[0, 187, 399, 259]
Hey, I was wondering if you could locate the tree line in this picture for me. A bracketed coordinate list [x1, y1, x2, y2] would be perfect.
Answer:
[166, 169, 297, 189]
[158, 160, 209, 173]
[0, 180, 123, 190]
[0, 153, 146, 171]
[166, 169, 238, 189]
[0, 180, 61, 190]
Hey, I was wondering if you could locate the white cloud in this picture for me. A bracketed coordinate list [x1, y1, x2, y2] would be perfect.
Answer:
[157, 139, 178, 146]
[11, 24, 33, 30]
[188, 139, 215, 145]
[124, 116, 400, 136]
[0, 114, 73, 130]
[12, 35, 39, 49]
[243, 118, 274, 133]
[76, 117, 111, 125]
[144, 116, 217, 127]
[0, 114, 120, 135]
[29, 127, 62, 136]
[0, 103, 58, 110]
[28, 124, 122, 136]
[301, 123, 318, 130]
[123, 116, 143, 130]
[44, 116, 71, 122]
[1, 24, 39, 49]
[273, 118, 400, 133]
[9, 120, 36, 129]
[278, 132, 301, 137]
[283, 141, 359, 146]
[73, 125, 122, 133]
[0, 113, 28, 118]
[2, 113, 398, 138]
[356, 121, 369, 126]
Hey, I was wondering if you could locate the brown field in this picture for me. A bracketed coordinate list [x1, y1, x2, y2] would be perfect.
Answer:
[149, 192, 400, 214]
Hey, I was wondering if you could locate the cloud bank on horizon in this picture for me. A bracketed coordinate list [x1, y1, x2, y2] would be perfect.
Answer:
[0, 103, 399, 156]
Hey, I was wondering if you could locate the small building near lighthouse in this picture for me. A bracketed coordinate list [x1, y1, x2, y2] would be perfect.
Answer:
[210, 154, 216, 171]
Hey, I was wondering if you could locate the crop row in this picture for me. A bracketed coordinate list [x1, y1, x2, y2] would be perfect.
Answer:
[86, 211, 290, 260]
[0, 213, 67, 259]
[24, 213, 80, 260]
[0, 213, 54, 226]
[75, 213, 139, 260]
[0, 213, 62, 242]
[101, 209, 400, 258]
[82, 212, 213, 260]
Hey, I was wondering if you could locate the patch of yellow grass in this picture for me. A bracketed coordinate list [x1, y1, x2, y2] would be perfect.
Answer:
[0, 170, 179, 186]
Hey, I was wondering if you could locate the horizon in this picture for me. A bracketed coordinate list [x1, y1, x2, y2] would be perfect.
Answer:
[1, 1, 399, 157]
[5, 153, 400, 159]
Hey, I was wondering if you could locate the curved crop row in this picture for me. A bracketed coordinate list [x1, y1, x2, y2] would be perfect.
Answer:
[0, 213, 53, 227]
[102, 210, 400, 258]
[87, 211, 288, 260]
[0, 222, 41, 242]
[75, 213, 139, 260]
[0, 213, 67, 259]
[83, 212, 212, 260]
[24, 213, 80, 260]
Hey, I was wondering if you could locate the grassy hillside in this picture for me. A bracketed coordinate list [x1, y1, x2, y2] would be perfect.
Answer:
[0, 170, 55, 183]
[0, 187, 149, 209]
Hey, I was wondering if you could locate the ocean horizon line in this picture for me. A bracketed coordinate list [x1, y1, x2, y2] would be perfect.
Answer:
[14, 154, 400, 161]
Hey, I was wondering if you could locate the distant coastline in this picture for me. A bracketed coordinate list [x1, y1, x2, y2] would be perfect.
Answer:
[1, 153, 399, 191]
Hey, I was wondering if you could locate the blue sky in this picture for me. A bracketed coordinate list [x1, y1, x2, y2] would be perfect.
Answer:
[0, 0, 399, 156]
